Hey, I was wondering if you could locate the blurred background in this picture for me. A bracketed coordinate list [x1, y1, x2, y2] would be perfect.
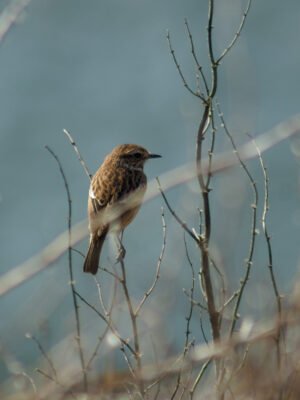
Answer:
[1, 0, 300, 394]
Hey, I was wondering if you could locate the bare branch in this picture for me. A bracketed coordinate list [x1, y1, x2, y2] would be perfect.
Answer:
[74, 289, 136, 356]
[156, 178, 199, 244]
[207, 0, 218, 97]
[35, 368, 76, 400]
[249, 135, 282, 315]
[248, 134, 283, 369]
[45, 146, 87, 391]
[215, 106, 258, 336]
[63, 129, 92, 180]
[26, 333, 57, 381]
[20, 372, 38, 399]
[166, 29, 204, 100]
[171, 234, 197, 399]
[85, 275, 118, 371]
[216, 0, 252, 64]
[135, 208, 166, 315]
[184, 18, 209, 96]
[190, 360, 211, 399]
[118, 256, 144, 395]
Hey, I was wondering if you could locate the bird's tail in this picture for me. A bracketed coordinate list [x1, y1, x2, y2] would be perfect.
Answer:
[83, 231, 107, 275]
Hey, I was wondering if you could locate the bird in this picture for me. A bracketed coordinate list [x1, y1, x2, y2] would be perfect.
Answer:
[83, 144, 161, 274]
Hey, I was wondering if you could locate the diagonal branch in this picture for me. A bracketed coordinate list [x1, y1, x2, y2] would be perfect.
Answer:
[216, 0, 252, 64]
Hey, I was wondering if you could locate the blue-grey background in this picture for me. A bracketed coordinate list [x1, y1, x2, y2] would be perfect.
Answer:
[1, 0, 300, 389]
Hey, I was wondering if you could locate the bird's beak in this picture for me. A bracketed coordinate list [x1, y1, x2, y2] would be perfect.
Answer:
[148, 153, 162, 159]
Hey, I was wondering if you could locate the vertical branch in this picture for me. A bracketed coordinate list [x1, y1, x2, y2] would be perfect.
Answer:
[167, 0, 252, 393]
[215, 109, 258, 336]
[45, 146, 87, 391]
[206, 106, 217, 188]
[119, 257, 144, 395]
[85, 275, 118, 372]
[196, 103, 212, 258]
[196, 103, 220, 344]
[250, 136, 283, 367]
[171, 234, 196, 400]
[135, 208, 166, 315]
[207, 0, 218, 98]
[193, 0, 220, 346]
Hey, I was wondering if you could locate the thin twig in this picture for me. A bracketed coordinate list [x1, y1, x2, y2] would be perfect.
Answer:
[45, 146, 87, 391]
[171, 235, 197, 399]
[26, 333, 57, 380]
[36, 368, 77, 400]
[20, 372, 38, 399]
[95, 275, 111, 317]
[135, 207, 166, 315]
[63, 129, 92, 180]
[182, 288, 207, 311]
[144, 337, 162, 399]
[183, 237, 196, 346]
[215, 106, 258, 336]
[145, 349, 189, 394]
[156, 178, 199, 244]
[219, 292, 239, 314]
[216, 0, 252, 64]
[249, 134, 283, 369]
[74, 289, 136, 356]
[190, 360, 211, 399]
[184, 18, 209, 96]
[199, 314, 209, 344]
[85, 275, 118, 371]
[166, 30, 203, 100]
[178, 357, 195, 400]
[250, 136, 282, 312]
[72, 248, 121, 281]
[120, 346, 136, 379]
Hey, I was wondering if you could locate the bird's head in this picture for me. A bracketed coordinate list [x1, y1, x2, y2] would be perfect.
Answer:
[113, 144, 161, 170]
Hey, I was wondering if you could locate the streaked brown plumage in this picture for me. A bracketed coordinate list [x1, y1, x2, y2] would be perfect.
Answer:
[83, 144, 161, 274]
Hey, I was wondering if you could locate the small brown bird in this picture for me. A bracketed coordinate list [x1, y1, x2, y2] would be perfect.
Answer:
[83, 144, 161, 274]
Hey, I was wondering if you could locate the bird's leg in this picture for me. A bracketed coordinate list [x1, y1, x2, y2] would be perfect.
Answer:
[114, 231, 126, 262]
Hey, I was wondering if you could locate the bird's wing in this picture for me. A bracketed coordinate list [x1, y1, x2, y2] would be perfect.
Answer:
[89, 167, 147, 215]
[89, 171, 111, 214]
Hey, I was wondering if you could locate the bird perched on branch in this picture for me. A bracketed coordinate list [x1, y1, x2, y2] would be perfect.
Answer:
[83, 144, 161, 275]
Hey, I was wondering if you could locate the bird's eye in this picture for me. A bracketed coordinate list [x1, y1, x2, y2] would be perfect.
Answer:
[132, 152, 142, 159]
